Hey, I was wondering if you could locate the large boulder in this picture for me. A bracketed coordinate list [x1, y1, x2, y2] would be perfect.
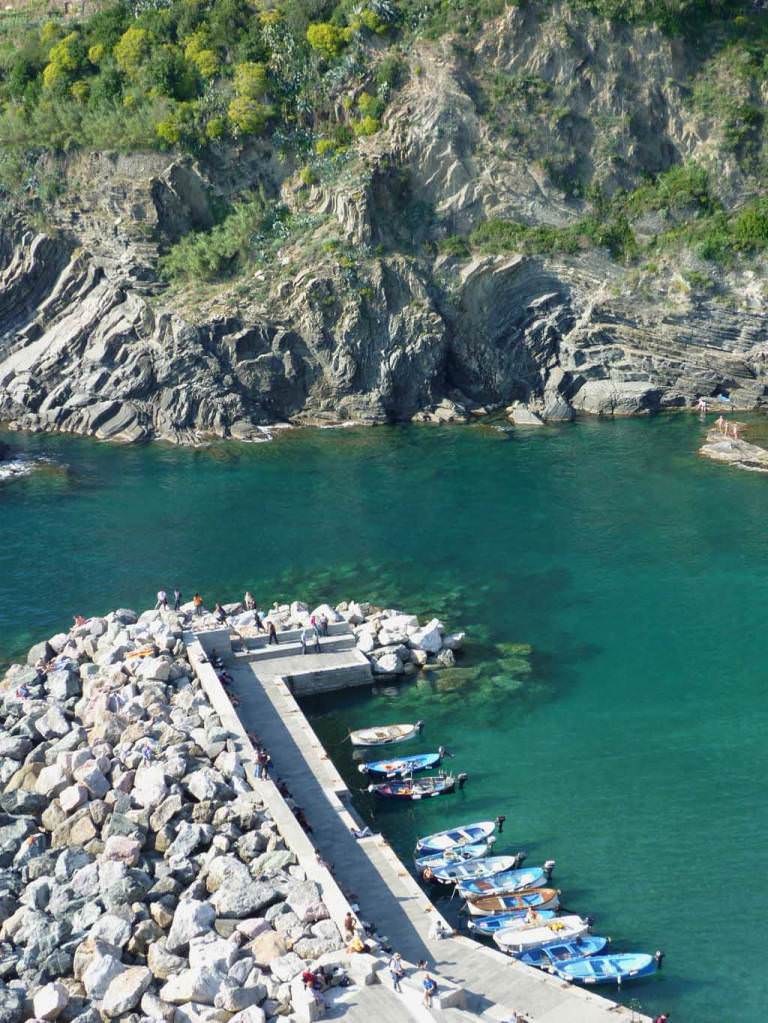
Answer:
[101, 966, 152, 1016]
[210, 877, 280, 919]
[32, 983, 69, 1021]
[408, 618, 444, 654]
[166, 900, 216, 955]
[269, 952, 305, 984]
[160, 966, 227, 1006]
[133, 765, 169, 811]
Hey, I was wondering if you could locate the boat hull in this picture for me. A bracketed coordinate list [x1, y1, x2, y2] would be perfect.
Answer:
[369, 774, 455, 799]
[494, 915, 589, 953]
[467, 910, 557, 934]
[359, 752, 441, 777]
[554, 954, 657, 986]
[518, 936, 608, 969]
[415, 820, 496, 855]
[429, 854, 520, 885]
[460, 867, 547, 897]
[349, 722, 421, 747]
[414, 840, 494, 875]
[466, 888, 560, 917]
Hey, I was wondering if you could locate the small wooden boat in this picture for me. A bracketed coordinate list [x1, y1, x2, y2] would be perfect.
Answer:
[415, 820, 496, 855]
[466, 888, 560, 917]
[493, 915, 589, 953]
[467, 910, 557, 934]
[414, 839, 495, 875]
[349, 721, 423, 747]
[553, 953, 656, 986]
[368, 774, 455, 799]
[359, 752, 442, 778]
[519, 935, 608, 969]
[429, 854, 521, 885]
[459, 866, 547, 897]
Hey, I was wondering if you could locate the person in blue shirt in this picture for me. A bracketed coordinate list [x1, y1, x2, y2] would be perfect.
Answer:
[422, 974, 437, 1008]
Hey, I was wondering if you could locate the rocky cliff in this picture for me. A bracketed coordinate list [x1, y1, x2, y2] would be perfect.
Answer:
[2, 3, 768, 444]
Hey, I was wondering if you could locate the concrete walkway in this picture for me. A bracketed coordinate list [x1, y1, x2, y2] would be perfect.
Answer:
[227, 655, 650, 1023]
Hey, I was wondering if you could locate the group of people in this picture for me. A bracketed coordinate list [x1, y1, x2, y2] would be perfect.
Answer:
[714, 415, 741, 439]
[155, 588, 183, 611]
[387, 952, 439, 1008]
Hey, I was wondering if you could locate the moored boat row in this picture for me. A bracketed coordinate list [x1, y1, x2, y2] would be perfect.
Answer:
[411, 814, 664, 988]
[347, 721, 664, 990]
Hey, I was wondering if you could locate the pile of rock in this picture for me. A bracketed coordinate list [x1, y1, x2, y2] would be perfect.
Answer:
[0, 606, 347, 1023]
[217, 600, 465, 680]
[344, 606, 465, 678]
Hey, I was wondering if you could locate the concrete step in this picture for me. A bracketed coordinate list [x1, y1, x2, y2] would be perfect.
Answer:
[245, 633, 357, 661]
[242, 621, 352, 648]
[282, 658, 373, 696]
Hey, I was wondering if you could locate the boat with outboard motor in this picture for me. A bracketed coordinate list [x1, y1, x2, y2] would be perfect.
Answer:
[427, 854, 522, 885]
[414, 838, 496, 875]
[553, 953, 657, 985]
[466, 888, 560, 917]
[467, 909, 558, 934]
[349, 721, 423, 747]
[459, 866, 547, 898]
[358, 751, 442, 777]
[415, 820, 496, 855]
[368, 773, 456, 799]
[518, 935, 608, 969]
[493, 914, 590, 953]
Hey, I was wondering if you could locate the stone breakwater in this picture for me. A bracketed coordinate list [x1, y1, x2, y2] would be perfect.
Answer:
[0, 605, 359, 1023]
[214, 598, 465, 678]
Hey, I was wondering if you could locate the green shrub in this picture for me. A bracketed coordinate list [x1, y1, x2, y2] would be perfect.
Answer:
[315, 137, 336, 156]
[352, 114, 379, 136]
[113, 26, 150, 77]
[306, 22, 347, 59]
[233, 61, 267, 98]
[299, 164, 318, 185]
[227, 96, 271, 134]
[440, 234, 471, 257]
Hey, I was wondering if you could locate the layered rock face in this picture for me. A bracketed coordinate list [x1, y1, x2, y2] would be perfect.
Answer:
[2, 6, 768, 444]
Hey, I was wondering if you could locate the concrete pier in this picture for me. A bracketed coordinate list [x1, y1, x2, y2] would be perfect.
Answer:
[186, 627, 651, 1023]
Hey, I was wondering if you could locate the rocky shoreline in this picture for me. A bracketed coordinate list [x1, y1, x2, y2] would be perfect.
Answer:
[700, 425, 768, 472]
[0, 602, 404, 1023]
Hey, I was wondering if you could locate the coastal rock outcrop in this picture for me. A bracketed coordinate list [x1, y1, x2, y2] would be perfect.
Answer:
[3, 5, 768, 444]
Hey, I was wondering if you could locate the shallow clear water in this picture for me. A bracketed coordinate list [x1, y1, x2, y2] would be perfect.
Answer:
[1, 416, 767, 1021]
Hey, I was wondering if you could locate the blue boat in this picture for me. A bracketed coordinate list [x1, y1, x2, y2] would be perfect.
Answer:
[358, 752, 442, 778]
[428, 854, 521, 885]
[415, 820, 496, 855]
[414, 839, 495, 874]
[467, 910, 557, 934]
[554, 953, 657, 986]
[518, 936, 608, 969]
[459, 866, 547, 897]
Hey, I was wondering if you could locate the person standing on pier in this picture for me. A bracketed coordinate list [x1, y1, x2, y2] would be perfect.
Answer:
[267, 620, 278, 645]
[422, 974, 437, 1008]
[173, 588, 182, 611]
[388, 953, 405, 993]
[155, 589, 168, 610]
[193, 593, 204, 616]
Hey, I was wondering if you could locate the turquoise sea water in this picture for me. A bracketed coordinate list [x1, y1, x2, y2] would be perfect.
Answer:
[1, 416, 767, 1021]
